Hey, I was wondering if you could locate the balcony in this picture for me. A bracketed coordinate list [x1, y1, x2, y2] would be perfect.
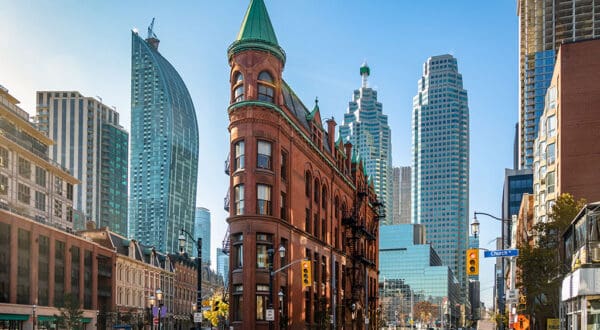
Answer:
[223, 189, 230, 212]
[224, 154, 230, 175]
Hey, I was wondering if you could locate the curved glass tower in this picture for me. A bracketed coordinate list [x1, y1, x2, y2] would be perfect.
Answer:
[129, 24, 199, 254]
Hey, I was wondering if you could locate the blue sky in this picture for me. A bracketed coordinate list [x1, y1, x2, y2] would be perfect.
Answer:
[1, 0, 518, 307]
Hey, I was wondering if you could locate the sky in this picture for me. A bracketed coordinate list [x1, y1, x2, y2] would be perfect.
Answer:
[0, 0, 518, 307]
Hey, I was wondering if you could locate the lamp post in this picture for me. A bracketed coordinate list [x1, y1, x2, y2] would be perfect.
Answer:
[267, 244, 287, 330]
[472, 211, 512, 330]
[148, 295, 156, 330]
[32, 304, 36, 330]
[179, 228, 202, 330]
[156, 289, 163, 330]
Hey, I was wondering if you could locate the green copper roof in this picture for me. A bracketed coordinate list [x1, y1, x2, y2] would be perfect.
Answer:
[352, 150, 361, 164]
[360, 61, 370, 76]
[228, 0, 286, 63]
[306, 97, 319, 121]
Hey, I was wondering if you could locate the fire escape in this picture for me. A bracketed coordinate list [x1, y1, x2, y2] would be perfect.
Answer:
[341, 185, 384, 324]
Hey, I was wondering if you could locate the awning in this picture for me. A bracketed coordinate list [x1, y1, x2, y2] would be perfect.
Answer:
[0, 314, 29, 321]
[113, 325, 132, 329]
[37, 316, 92, 323]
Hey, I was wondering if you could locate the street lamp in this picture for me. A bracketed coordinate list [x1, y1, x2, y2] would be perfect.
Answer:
[179, 228, 202, 330]
[472, 211, 512, 330]
[148, 295, 156, 330]
[156, 289, 163, 330]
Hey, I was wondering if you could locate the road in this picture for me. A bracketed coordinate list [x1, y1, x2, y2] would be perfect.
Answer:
[477, 319, 496, 330]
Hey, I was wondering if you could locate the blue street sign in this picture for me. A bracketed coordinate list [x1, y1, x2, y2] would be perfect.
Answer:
[484, 249, 519, 258]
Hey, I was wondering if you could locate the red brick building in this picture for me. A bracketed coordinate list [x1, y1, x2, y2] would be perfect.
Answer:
[225, 1, 380, 329]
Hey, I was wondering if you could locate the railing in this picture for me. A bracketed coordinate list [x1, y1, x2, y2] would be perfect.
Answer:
[224, 155, 230, 175]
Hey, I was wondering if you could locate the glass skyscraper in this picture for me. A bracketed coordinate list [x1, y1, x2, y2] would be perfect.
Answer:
[216, 247, 229, 287]
[339, 63, 393, 223]
[194, 207, 211, 265]
[129, 23, 199, 254]
[517, 0, 600, 169]
[36, 91, 128, 235]
[379, 224, 461, 328]
[412, 54, 469, 301]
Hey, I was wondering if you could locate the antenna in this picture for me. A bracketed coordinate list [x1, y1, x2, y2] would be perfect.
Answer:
[148, 17, 156, 39]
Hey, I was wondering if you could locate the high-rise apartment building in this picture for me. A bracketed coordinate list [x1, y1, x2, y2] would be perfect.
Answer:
[533, 38, 600, 225]
[412, 54, 470, 301]
[194, 207, 211, 264]
[0, 85, 79, 231]
[129, 22, 199, 254]
[399, 166, 411, 224]
[392, 167, 400, 224]
[36, 91, 128, 234]
[501, 168, 532, 248]
[517, 0, 600, 169]
[226, 0, 380, 328]
[340, 64, 392, 224]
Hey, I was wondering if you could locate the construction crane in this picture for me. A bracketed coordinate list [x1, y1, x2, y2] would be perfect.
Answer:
[147, 17, 157, 39]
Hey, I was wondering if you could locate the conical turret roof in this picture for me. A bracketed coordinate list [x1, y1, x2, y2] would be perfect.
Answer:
[228, 0, 286, 63]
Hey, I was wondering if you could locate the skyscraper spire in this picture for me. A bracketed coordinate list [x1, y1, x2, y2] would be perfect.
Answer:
[360, 61, 370, 88]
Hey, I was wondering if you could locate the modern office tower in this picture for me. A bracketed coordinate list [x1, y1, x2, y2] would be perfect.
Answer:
[517, 0, 600, 169]
[0, 85, 78, 231]
[194, 207, 211, 264]
[226, 0, 380, 328]
[501, 168, 532, 248]
[379, 224, 461, 329]
[339, 63, 393, 224]
[36, 91, 128, 234]
[533, 38, 600, 225]
[399, 166, 411, 224]
[412, 54, 470, 301]
[392, 167, 401, 224]
[216, 247, 230, 287]
[129, 21, 199, 254]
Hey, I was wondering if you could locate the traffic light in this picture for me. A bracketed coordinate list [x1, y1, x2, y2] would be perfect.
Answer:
[466, 248, 479, 276]
[301, 259, 312, 288]
[212, 299, 221, 312]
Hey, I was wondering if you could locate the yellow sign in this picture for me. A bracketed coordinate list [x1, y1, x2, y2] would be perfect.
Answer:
[547, 318, 559, 330]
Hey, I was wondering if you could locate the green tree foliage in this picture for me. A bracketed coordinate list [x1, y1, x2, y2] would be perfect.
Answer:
[516, 193, 585, 329]
[54, 293, 84, 330]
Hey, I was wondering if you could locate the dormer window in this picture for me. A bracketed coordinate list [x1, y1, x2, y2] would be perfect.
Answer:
[233, 72, 244, 102]
[257, 71, 274, 102]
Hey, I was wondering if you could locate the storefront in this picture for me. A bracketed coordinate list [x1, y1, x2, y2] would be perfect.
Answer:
[0, 314, 29, 330]
[561, 267, 600, 329]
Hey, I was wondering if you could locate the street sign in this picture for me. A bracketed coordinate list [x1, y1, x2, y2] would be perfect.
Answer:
[266, 309, 275, 321]
[506, 289, 518, 300]
[193, 312, 203, 323]
[484, 249, 519, 258]
[153, 318, 158, 325]
[365, 318, 369, 325]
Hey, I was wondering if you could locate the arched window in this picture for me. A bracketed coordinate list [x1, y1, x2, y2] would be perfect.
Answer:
[233, 72, 244, 102]
[314, 178, 320, 203]
[334, 196, 339, 218]
[305, 171, 312, 197]
[257, 71, 275, 102]
[322, 185, 327, 209]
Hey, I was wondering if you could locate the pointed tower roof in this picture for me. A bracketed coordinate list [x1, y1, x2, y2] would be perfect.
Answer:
[228, 0, 286, 64]
[306, 97, 320, 121]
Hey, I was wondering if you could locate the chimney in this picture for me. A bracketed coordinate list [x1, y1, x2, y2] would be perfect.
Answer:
[326, 117, 336, 152]
[344, 141, 352, 172]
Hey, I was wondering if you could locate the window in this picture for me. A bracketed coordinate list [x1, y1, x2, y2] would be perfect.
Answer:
[547, 115, 557, 137]
[234, 140, 245, 170]
[232, 285, 243, 321]
[547, 86, 557, 109]
[547, 171, 556, 194]
[280, 192, 287, 221]
[67, 206, 74, 223]
[234, 184, 244, 215]
[305, 172, 312, 197]
[257, 140, 272, 169]
[256, 233, 272, 268]
[0, 147, 7, 168]
[257, 184, 272, 215]
[35, 191, 46, 211]
[66, 183, 73, 201]
[322, 185, 327, 209]
[256, 284, 270, 320]
[17, 183, 30, 204]
[35, 166, 47, 187]
[547, 143, 555, 165]
[314, 178, 320, 203]
[281, 150, 288, 181]
[232, 72, 244, 102]
[257, 71, 274, 102]
[55, 178, 63, 196]
[232, 234, 243, 269]
[18, 157, 31, 179]
[0, 174, 7, 195]
[305, 208, 311, 233]
[54, 199, 63, 218]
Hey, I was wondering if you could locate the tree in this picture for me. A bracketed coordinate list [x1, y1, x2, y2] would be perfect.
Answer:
[516, 193, 585, 329]
[414, 301, 438, 326]
[54, 293, 84, 330]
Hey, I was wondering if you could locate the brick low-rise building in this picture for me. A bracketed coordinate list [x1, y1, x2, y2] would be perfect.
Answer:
[225, 1, 380, 329]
